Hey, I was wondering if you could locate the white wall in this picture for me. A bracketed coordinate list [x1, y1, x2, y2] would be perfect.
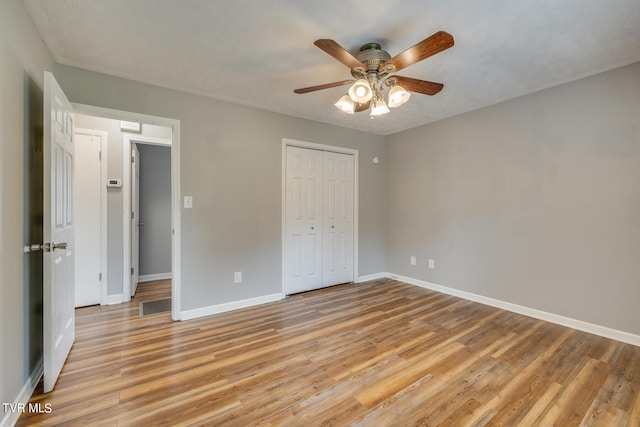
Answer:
[386, 62, 640, 335]
[0, 0, 55, 416]
[57, 65, 387, 312]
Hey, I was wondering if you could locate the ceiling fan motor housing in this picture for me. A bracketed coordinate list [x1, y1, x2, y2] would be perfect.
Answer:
[351, 43, 393, 78]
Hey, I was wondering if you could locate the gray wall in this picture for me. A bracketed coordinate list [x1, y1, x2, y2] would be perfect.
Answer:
[386, 62, 640, 335]
[0, 0, 55, 414]
[138, 144, 172, 276]
[75, 114, 172, 295]
[56, 65, 387, 311]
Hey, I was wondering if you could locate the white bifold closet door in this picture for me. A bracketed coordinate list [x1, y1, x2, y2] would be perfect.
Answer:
[322, 150, 354, 287]
[285, 146, 354, 295]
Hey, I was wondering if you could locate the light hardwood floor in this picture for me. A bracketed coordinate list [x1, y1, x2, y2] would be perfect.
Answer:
[18, 278, 640, 426]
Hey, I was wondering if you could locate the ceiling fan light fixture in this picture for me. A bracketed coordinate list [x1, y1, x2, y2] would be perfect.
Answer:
[370, 98, 390, 116]
[348, 79, 373, 103]
[335, 94, 355, 114]
[295, 32, 454, 118]
[388, 85, 411, 108]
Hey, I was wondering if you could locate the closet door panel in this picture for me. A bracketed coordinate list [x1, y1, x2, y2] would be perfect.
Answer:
[285, 147, 323, 294]
[323, 151, 354, 286]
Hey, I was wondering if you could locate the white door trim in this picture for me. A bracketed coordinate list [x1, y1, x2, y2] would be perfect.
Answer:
[71, 102, 182, 321]
[281, 138, 359, 294]
[129, 142, 140, 297]
[123, 134, 171, 302]
[74, 128, 108, 306]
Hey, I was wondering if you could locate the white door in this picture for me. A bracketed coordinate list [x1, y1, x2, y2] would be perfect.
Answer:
[285, 146, 323, 294]
[43, 71, 75, 393]
[322, 151, 354, 286]
[74, 130, 103, 307]
[131, 143, 140, 296]
[284, 146, 354, 294]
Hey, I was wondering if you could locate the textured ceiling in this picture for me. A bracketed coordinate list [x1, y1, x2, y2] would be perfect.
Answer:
[23, 0, 640, 135]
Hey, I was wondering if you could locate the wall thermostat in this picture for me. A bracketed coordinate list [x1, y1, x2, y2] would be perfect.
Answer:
[106, 179, 122, 188]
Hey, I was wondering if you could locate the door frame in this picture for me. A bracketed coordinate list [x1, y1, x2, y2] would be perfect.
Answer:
[73, 128, 108, 306]
[72, 102, 182, 321]
[123, 135, 172, 301]
[281, 138, 359, 294]
[129, 142, 140, 297]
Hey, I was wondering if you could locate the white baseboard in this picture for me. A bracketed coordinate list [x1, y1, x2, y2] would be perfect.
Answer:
[107, 294, 123, 305]
[138, 273, 172, 283]
[386, 272, 640, 347]
[356, 272, 386, 283]
[180, 293, 283, 321]
[0, 358, 43, 427]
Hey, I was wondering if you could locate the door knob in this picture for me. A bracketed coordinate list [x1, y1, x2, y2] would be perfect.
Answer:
[311, 226, 314, 230]
[23, 243, 43, 253]
[24, 242, 67, 252]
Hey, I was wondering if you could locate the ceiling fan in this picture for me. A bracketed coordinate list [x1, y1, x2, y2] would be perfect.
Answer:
[294, 31, 454, 117]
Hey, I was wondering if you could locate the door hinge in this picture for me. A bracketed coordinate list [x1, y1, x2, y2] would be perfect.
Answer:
[99, 272, 102, 281]
[131, 267, 134, 275]
[99, 151, 102, 161]
[131, 211, 135, 219]
[131, 155, 135, 163]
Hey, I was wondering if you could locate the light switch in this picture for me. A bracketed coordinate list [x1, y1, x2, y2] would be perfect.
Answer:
[184, 196, 193, 209]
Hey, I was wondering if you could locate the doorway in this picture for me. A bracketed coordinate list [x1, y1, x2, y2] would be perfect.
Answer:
[124, 135, 172, 299]
[72, 104, 181, 320]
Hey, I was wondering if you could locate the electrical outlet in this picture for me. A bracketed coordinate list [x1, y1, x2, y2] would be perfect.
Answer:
[234, 271, 242, 283]
[428, 259, 435, 270]
[410, 256, 416, 266]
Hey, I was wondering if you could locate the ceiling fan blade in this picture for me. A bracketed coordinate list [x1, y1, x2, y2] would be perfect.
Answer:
[314, 39, 366, 70]
[394, 76, 444, 95]
[294, 80, 354, 94]
[383, 31, 454, 72]
[354, 100, 371, 113]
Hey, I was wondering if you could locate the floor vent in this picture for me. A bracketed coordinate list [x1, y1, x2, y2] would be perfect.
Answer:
[139, 298, 171, 317]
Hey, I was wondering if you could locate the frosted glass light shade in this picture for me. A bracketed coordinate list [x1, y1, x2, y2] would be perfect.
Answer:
[388, 85, 411, 108]
[348, 79, 373, 103]
[370, 98, 390, 116]
[334, 95, 355, 114]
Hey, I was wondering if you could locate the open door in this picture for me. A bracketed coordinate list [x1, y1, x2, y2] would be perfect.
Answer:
[131, 143, 140, 296]
[43, 71, 75, 392]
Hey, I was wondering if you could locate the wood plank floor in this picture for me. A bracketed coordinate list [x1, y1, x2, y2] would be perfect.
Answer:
[18, 278, 640, 426]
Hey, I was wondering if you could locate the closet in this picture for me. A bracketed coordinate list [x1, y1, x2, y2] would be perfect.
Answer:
[284, 145, 354, 294]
